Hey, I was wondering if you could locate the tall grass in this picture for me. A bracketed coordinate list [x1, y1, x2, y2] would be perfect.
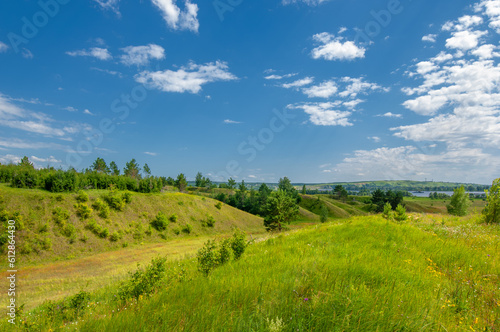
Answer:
[13, 215, 499, 331]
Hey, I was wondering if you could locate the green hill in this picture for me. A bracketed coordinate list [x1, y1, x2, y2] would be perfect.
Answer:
[299, 194, 369, 219]
[0, 184, 264, 265]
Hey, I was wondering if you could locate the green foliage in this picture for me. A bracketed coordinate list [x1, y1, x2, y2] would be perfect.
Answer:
[447, 186, 470, 216]
[230, 229, 247, 260]
[122, 191, 133, 204]
[215, 202, 222, 210]
[175, 173, 188, 192]
[92, 199, 110, 219]
[86, 219, 109, 238]
[182, 223, 192, 234]
[394, 204, 408, 222]
[319, 204, 328, 223]
[61, 223, 76, 238]
[482, 178, 500, 224]
[196, 240, 219, 276]
[151, 212, 169, 231]
[38, 223, 49, 233]
[103, 190, 126, 211]
[75, 190, 89, 203]
[264, 189, 300, 231]
[52, 207, 70, 225]
[118, 257, 167, 300]
[169, 214, 178, 223]
[383, 202, 393, 220]
[74, 203, 93, 219]
[124, 159, 141, 179]
[202, 215, 216, 227]
[109, 231, 121, 242]
[92, 157, 110, 174]
[371, 189, 404, 212]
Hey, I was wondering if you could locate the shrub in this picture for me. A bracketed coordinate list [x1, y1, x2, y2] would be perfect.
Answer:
[197, 240, 219, 276]
[319, 204, 328, 223]
[92, 199, 110, 219]
[182, 223, 192, 234]
[383, 202, 393, 220]
[103, 191, 126, 211]
[118, 257, 167, 300]
[52, 207, 70, 225]
[447, 186, 469, 216]
[109, 231, 121, 242]
[75, 190, 89, 203]
[55, 194, 64, 202]
[206, 215, 216, 227]
[483, 178, 500, 224]
[173, 228, 180, 235]
[61, 223, 76, 238]
[74, 203, 93, 219]
[151, 212, 169, 231]
[145, 226, 153, 236]
[218, 239, 232, 265]
[40, 237, 52, 251]
[169, 214, 178, 223]
[394, 204, 408, 222]
[230, 229, 247, 260]
[215, 202, 222, 210]
[122, 192, 133, 204]
[86, 219, 109, 238]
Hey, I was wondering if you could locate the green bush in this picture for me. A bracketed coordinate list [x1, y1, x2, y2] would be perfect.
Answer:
[215, 202, 222, 210]
[173, 228, 180, 235]
[230, 229, 247, 260]
[169, 214, 178, 223]
[85, 219, 109, 239]
[218, 239, 232, 265]
[109, 231, 121, 242]
[151, 212, 169, 231]
[383, 202, 393, 220]
[74, 203, 93, 219]
[118, 257, 167, 300]
[52, 207, 70, 225]
[394, 204, 408, 222]
[61, 223, 76, 238]
[122, 192, 133, 204]
[103, 191, 126, 211]
[197, 240, 219, 276]
[206, 215, 216, 227]
[75, 190, 89, 203]
[182, 223, 192, 234]
[92, 199, 110, 219]
[38, 223, 49, 233]
[55, 194, 64, 202]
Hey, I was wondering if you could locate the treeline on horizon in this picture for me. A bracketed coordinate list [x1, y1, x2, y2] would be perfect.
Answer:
[316, 181, 490, 193]
[0, 157, 176, 193]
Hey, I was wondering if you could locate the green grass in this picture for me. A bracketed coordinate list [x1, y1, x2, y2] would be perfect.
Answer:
[299, 195, 369, 219]
[12, 214, 500, 331]
[0, 184, 264, 266]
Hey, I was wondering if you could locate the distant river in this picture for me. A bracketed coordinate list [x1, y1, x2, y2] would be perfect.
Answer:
[410, 191, 486, 197]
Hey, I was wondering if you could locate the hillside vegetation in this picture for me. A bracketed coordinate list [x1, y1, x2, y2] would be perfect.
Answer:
[0, 184, 263, 264]
[299, 194, 369, 219]
[12, 214, 500, 331]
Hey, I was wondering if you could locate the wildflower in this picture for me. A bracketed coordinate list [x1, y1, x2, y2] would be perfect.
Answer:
[304, 298, 309, 302]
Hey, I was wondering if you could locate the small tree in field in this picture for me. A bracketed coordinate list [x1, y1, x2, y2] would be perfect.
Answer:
[263, 190, 299, 231]
[447, 185, 470, 216]
[483, 178, 500, 224]
[319, 204, 328, 223]
[175, 173, 188, 192]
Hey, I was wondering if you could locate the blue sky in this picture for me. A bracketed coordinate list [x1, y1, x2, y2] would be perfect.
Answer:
[0, 0, 499, 184]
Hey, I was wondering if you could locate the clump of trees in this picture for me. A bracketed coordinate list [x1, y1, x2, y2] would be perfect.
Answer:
[370, 189, 404, 212]
[0, 157, 178, 194]
[213, 177, 301, 231]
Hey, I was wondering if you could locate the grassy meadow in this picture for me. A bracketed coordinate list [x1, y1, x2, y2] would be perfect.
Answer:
[3, 213, 498, 331]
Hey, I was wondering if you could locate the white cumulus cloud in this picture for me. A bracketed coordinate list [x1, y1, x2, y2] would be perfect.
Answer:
[120, 44, 165, 66]
[66, 48, 112, 60]
[151, 0, 199, 33]
[311, 32, 365, 61]
[135, 61, 237, 94]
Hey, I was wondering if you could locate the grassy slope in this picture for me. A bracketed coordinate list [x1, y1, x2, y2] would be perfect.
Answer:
[17, 214, 500, 331]
[299, 194, 369, 219]
[0, 184, 263, 265]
